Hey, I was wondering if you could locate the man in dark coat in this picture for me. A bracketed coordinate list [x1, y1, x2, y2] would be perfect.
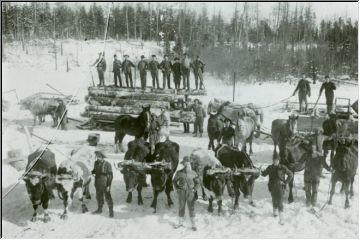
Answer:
[319, 75, 337, 114]
[173, 156, 200, 231]
[92, 52, 106, 86]
[172, 57, 182, 90]
[183, 95, 192, 133]
[191, 56, 205, 90]
[113, 54, 122, 87]
[92, 150, 114, 218]
[138, 55, 148, 90]
[55, 99, 67, 130]
[160, 55, 173, 89]
[149, 55, 160, 89]
[192, 99, 207, 137]
[122, 55, 136, 88]
[261, 156, 293, 225]
[221, 118, 235, 146]
[303, 143, 330, 207]
[292, 74, 311, 112]
[181, 53, 191, 90]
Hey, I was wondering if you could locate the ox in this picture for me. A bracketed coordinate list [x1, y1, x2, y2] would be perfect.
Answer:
[217, 145, 260, 208]
[328, 138, 358, 208]
[148, 139, 179, 213]
[189, 148, 222, 200]
[118, 138, 152, 205]
[55, 149, 93, 219]
[23, 148, 57, 222]
[20, 97, 60, 126]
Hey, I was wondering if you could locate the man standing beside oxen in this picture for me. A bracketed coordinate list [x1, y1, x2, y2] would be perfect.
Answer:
[319, 75, 337, 114]
[173, 156, 200, 231]
[261, 156, 293, 225]
[292, 74, 311, 113]
[192, 99, 207, 137]
[92, 150, 114, 218]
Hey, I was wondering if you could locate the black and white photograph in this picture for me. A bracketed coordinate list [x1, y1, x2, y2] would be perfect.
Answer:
[1, 1, 359, 238]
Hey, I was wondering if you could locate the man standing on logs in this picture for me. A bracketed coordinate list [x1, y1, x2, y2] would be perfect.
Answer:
[319, 75, 337, 114]
[292, 73, 311, 113]
[113, 54, 122, 87]
[122, 54, 136, 88]
[160, 54, 173, 89]
[138, 55, 148, 90]
[191, 56, 205, 90]
[91, 52, 106, 87]
[181, 53, 191, 90]
[172, 57, 182, 90]
[149, 55, 160, 89]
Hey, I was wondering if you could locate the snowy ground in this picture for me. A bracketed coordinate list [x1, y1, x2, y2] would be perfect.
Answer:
[2, 39, 359, 238]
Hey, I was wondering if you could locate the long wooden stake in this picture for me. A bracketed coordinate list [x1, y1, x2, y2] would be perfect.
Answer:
[233, 72, 236, 102]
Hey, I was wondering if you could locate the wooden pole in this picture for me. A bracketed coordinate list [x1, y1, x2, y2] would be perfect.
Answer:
[233, 72, 236, 102]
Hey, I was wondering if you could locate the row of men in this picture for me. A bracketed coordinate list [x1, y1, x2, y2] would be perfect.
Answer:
[92, 52, 206, 90]
[292, 74, 337, 114]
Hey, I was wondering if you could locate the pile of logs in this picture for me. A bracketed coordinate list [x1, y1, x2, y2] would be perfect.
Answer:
[81, 86, 206, 129]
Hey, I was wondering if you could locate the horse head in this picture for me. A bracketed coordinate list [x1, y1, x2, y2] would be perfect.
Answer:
[140, 105, 151, 129]
[287, 114, 299, 135]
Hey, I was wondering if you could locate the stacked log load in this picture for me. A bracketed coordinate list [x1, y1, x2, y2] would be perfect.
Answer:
[82, 86, 205, 124]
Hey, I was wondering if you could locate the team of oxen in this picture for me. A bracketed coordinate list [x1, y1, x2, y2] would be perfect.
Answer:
[22, 98, 357, 223]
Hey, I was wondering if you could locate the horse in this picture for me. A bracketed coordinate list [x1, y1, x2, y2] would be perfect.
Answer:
[114, 105, 151, 152]
[271, 114, 298, 160]
[234, 116, 256, 154]
[207, 111, 224, 151]
[245, 103, 264, 138]
[328, 138, 358, 208]
[322, 115, 353, 165]
[283, 129, 324, 203]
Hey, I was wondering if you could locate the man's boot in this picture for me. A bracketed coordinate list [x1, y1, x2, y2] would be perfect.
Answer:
[174, 217, 184, 229]
[92, 206, 102, 214]
[109, 207, 114, 218]
[193, 133, 198, 137]
[278, 211, 284, 225]
[190, 217, 197, 231]
[273, 208, 278, 217]
[199, 133, 202, 138]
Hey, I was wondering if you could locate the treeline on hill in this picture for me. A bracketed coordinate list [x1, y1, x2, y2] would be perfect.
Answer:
[2, 2, 358, 81]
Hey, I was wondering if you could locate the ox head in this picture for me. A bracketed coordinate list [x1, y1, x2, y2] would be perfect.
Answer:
[148, 161, 172, 191]
[232, 167, 260, 197]
[23, 171, 49, 205]
[205, 167, 232, 199]
[118, 161, 149, 193]
[55, 162, 79, 196]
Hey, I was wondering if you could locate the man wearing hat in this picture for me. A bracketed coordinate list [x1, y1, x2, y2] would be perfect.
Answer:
[173, 156, 200, 231]
[192, 99, 207, 137]
[261, 156, 293, 225]
[121, 55, 136, 88]
[181, 53, 191, 90]
[319, 75, 337, 114]
[221, 118, 235, 146]
[113, 54, 122, 87]
[191, 56, 205, 90]
[160, 55, 173, 89]
[183, 95, 192, 133]
[138, 55, 148, 90]
[91, 150, 114, 218]
[149, 55, 160, 89]
[91, 52, 107, 86]
[172, 57, 182, 90]
[292, 73, 311, 113]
